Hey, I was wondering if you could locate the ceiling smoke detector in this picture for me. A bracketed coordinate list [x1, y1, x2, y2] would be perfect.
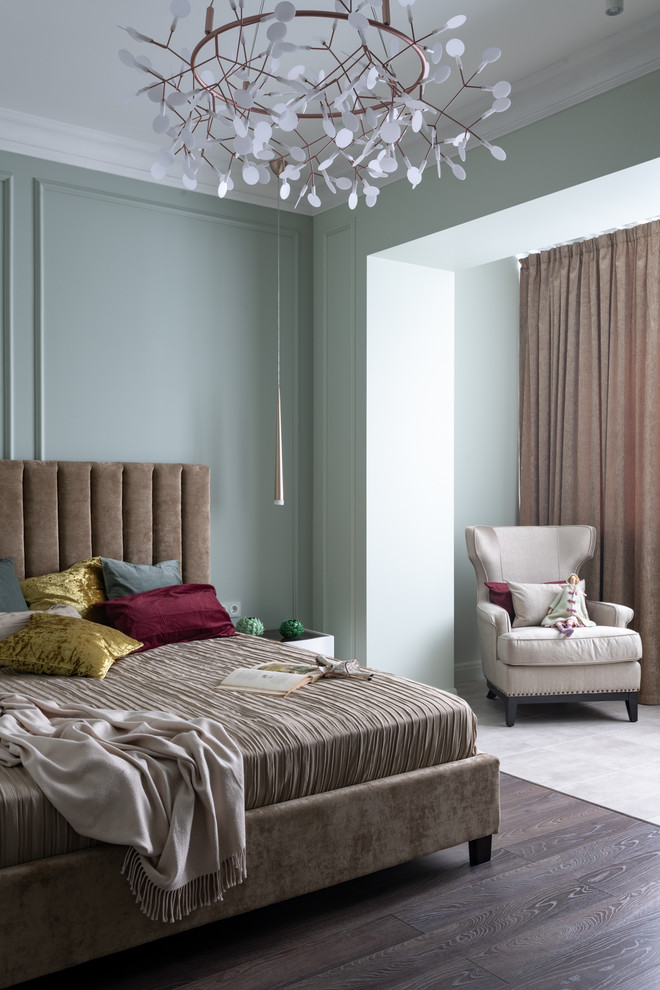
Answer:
[606, 1, 624, 14]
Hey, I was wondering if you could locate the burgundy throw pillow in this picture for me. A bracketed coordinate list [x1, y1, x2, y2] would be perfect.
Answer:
[485, 582, 515, 621]
[98, 583, 236, 653]
[485, 580, 564, 622]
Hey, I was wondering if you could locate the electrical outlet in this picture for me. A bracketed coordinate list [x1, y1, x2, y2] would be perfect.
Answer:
[225, 601, 241, 619]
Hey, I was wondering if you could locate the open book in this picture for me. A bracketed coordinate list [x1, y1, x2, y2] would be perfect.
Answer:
[217, 661, 325, 697]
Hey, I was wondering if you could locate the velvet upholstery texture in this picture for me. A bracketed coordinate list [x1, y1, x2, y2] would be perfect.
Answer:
[99, 584, 237, 651]
[0, 613, 142, 678]
[0, 462, 210, 584]
[20, 557, 106, 621]
[0, 604, 81, 642]
[0, 753, 500, 988]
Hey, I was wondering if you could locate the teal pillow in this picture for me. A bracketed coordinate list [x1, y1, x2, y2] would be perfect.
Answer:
[0, 557, 28, 612]
[100, 558, 182, 599]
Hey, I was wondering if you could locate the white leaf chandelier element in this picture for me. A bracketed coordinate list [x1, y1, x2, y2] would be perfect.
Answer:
[120, 0, 512, 211]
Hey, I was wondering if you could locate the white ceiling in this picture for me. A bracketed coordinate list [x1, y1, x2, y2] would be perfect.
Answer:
[0, 1, 659, 212]
[377, 158, 660, 269]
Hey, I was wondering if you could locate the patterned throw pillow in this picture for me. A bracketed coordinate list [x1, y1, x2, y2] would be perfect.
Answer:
[0, 612, 142, 679]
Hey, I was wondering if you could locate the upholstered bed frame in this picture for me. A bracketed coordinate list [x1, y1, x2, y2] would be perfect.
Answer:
[0, 461, 500, 988]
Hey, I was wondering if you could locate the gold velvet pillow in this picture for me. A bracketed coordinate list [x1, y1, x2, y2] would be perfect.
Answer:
[0, 604, 81, 643]
[20, 557, 106, 621]
[0, 612, 142, 679]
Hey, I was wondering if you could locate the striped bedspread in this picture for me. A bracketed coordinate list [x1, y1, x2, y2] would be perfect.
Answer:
[0, 634, 477, 869]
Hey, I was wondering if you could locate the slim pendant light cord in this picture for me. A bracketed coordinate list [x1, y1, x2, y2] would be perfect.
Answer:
[273, 189, 284, 506]
[277, 197, 281, 396]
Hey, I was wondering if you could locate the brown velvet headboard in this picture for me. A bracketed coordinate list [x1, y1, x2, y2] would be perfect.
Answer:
[0, 461, 210, 582]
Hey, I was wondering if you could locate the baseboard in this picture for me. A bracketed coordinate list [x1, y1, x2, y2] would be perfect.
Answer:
[454, 659, 483, 685]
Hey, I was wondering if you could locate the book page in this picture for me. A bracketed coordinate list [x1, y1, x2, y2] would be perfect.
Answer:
[216, 666, 314, 696]
[257, 661, 324, 681]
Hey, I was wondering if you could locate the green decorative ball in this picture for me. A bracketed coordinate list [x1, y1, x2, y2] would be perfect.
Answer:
[236, 616, 265, 636]
[279, 618, 304, 640]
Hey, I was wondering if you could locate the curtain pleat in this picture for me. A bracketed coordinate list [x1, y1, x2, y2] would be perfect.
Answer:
[519, 220, 660, 704]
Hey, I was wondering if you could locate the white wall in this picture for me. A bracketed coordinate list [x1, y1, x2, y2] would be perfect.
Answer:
[453, 258, 521, 682]
[366, 257, 455, 689]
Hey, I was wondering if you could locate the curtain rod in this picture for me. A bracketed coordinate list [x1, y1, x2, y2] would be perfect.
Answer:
[517, 213, 660, 260]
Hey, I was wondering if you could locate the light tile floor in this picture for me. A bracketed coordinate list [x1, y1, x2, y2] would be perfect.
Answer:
[457, 679, 660, 825]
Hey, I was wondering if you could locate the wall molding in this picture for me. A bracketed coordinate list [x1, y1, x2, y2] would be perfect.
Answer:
[318, 219, 357, 653]
[0, 173, 13, 459]
[32, 179, 44, 458]
[30, 170, 306, 623]
[31, 177, 301, 459]
[0, 111, 304, 212]
[289, 225, 302, 620]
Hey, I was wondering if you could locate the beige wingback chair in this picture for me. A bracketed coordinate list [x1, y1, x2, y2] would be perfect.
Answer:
[465, 525, 642, 726]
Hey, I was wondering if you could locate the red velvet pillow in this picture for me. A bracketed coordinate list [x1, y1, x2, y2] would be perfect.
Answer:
[485, 580, 563, 622]
[98, 583, 236, 652]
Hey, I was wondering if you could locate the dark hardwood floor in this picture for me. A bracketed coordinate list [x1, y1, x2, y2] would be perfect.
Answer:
[17, 774, 660, 990]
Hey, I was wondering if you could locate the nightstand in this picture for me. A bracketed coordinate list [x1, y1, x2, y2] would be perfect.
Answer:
[263, 628, 335, 657]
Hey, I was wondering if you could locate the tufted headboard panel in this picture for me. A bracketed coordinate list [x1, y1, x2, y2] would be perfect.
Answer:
[0, 461, 210, 582]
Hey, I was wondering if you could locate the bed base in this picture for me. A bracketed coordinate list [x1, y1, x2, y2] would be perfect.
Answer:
[0, 753, 499, 988]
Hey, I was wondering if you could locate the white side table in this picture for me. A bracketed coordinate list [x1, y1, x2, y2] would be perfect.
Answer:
[263, 628, 335, 657]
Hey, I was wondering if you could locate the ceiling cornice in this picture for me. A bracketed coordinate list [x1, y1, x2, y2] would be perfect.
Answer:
[0, 12, 658, 215]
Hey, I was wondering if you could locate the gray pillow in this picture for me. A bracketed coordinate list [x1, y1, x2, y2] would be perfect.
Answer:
[0, 557, 28, 612]
[100, 558, 182, 599]
[508, 580, 585, 627]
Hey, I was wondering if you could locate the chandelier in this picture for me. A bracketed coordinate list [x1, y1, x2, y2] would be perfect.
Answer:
[120, 0, 512, 211]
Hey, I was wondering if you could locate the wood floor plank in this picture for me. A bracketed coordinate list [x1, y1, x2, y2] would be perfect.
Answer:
[398, 875, 608, 957]
[15, 774, 660, 990]
[181, 915, 422, 990]
[495, 786, 635, 862]
[265, 930, 509, 990]
[393, 823, 660, 938]
[610, 962, 660, 990]
[578, 826, 660, 895]
[499, 911, 660, 990]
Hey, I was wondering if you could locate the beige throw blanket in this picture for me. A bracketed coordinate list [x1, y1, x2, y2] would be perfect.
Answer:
[0, 694, 246, 922]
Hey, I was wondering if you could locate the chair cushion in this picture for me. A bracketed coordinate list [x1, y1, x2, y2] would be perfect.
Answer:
[499, 626, 642, 666]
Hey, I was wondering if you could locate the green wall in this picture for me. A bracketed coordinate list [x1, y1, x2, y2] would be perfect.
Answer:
[313, 69, 660, 683]
[0, 150, 314, 629]
[2, 69, 659, 683]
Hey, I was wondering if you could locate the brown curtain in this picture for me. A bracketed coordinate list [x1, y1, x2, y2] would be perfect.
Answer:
[519, 219, 660, 704]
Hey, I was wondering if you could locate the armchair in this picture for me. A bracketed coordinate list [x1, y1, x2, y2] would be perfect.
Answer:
[465, 525, 642, 726]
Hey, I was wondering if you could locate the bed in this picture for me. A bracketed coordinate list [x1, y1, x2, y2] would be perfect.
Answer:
[0, 460, 500, 988]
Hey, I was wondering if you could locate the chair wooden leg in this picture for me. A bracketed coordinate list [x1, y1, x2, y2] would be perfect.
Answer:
[469, 834, 492, 866]
[626, 694, 638, 722]
[505, 697, 517, 727]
